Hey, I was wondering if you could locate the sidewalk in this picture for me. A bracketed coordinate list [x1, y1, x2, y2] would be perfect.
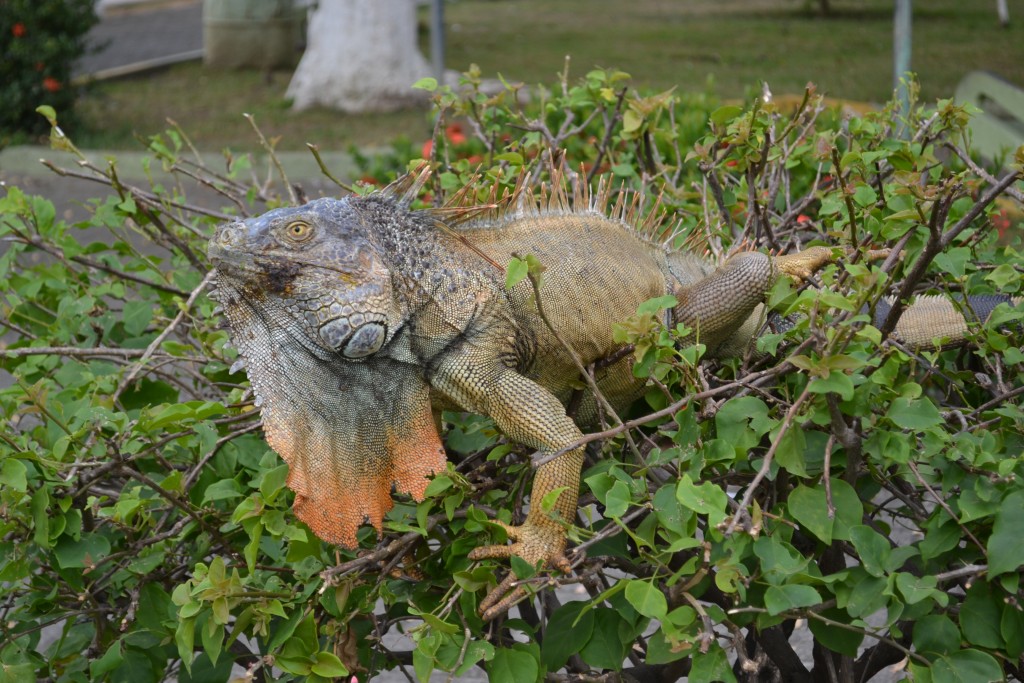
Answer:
[0, 0, 359, 219]
[75, 0, 203, 81]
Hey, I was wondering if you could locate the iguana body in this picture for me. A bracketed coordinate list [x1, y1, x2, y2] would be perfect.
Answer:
[208, 175, 1018, 617]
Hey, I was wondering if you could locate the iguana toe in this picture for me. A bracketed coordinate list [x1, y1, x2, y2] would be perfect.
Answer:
[469, 520, 572, 620]
[775, 246, 835, 283]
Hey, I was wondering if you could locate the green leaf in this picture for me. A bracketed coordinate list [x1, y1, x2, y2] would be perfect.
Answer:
[676, 474, 729, 526]
[201, 618, 224, 666]
[90, 639, 124, 678]
[787, 479, 862, 544]
[753, 535, 809, 582]
[808, 608, 863, 657]
[36, 105, 58, 125]
[886, 396, 943, 430]
[624, 580, 668, 620]
[636, 294, 679, 316]
[412, 77, 438, 91]
[31, 487, 50, 546]
[913, 615, 961, 658]
[259, 464, 291, 504]
[310, 652, 348, 677]
[54, 533, 111, 569]
[961, 583, 1004, 649]
[622, 109, 643, 133]
[920, 516, 960, 560]
[603, 480, 631, 518]
[417, 611, 459, 635]
[202, 478, 243, 504]
[176, 617, 196, 673]
[764, 584, 821, 615]
[414, 631, 440, 681]
[493, 152, 523, 164]
[714, 396, 771, 452]
[773, 423, 808, 476]
[846, 574, 888, 618]
[541, 601, 594, 670]
[710, 105, 743, 126]
[123, 300, 153, 336]
[849, 525, 891, 577]
[578, 608, 628, 670]
[144, 403, 195, 429]
[423, 474, 453, 497]
[505, 257, 529, 289]
[895, 572, 944, 606]
[931, 649, 1003, 683]
[852, 184, 877, 207]
[984, 262, 1019, 289]
[689, 643, 737, 683]
[453, 566, 493, 592]
[488, 647, 539, 683]
[266, 609, 305, 652]
[0, 457, 27, 492]
[1001, 601, 1024, 659]
[987, 490, 1024, 577]
[645, 630, 689, 665]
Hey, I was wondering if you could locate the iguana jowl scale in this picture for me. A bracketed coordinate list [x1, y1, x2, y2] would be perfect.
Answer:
[208, 172, 1017, 617]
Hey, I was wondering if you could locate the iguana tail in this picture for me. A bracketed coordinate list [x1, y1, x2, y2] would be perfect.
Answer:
[872, 294, 1022, 349]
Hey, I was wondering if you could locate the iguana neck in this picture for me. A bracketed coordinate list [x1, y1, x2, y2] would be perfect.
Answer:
[354, 196, 502, 308]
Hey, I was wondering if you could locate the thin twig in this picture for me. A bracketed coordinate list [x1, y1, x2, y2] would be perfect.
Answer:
[723, 384, 812, 536]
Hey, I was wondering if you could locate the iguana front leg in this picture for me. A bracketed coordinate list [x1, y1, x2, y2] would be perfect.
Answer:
[431, 357, 584, 619]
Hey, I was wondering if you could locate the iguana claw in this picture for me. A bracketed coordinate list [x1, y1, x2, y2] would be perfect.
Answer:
[468, 519, 572, 620]
[774, 245, 835, 282]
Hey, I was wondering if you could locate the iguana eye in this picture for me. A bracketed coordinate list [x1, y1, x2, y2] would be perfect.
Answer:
[284, 221, 313, 242]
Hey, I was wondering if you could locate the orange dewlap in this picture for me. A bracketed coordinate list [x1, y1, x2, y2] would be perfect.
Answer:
[264, 398, 446, 547]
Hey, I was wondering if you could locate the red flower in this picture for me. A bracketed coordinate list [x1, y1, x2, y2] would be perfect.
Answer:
[445, 123, 466, 145]
[421, 139, 433, 158]
[42, 77, 61, 92]
[34, 62, 44, 71]
[12, 22, 26, 38]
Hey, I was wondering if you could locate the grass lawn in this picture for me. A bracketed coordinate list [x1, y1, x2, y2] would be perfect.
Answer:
[74, 0, 1024, 151]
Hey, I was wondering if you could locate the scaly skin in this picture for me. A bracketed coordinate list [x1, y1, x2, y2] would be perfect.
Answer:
[208, 179, 1020, 619]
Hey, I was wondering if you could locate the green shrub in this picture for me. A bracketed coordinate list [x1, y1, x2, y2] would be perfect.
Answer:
[1, 70, 1023, 682]
[0, 0, 98, 145]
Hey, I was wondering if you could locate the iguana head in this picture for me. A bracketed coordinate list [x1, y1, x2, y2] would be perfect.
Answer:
[209, 197, 403, 361]
[208, 196, 446, 547]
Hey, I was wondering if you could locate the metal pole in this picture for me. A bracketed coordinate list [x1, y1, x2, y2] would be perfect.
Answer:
[430, 0, 445, 86]
[894, 0, 912, 129]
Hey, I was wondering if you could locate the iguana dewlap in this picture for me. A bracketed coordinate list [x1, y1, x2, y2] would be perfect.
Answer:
[208, 176, 1018, 617]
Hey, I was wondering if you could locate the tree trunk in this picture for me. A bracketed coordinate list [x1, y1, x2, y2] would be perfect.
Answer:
[286, 0, 431, 113]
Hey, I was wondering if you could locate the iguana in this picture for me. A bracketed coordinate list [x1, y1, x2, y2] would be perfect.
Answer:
[208, 170, 1019, 619]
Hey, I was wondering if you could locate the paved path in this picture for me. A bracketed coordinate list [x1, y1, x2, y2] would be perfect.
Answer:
[75, 0, 203, 79]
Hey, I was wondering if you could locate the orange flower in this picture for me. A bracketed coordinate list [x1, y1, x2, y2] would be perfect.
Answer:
[42, 77, 61, 92]
[12, 23, 26, 37]
[445, 123, 466, 145]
